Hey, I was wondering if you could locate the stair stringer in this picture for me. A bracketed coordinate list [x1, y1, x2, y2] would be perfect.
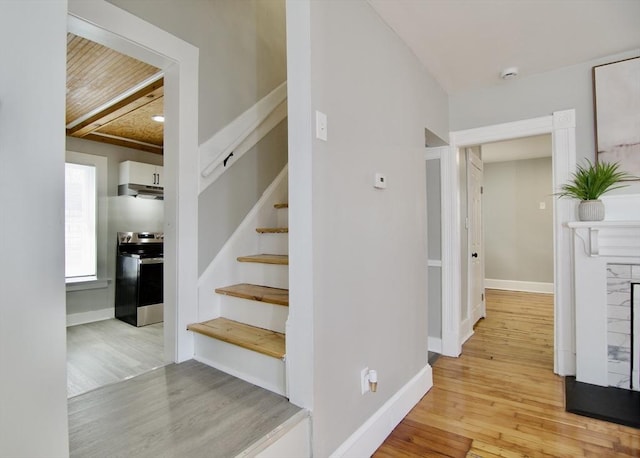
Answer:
[197, 164, 288, 323]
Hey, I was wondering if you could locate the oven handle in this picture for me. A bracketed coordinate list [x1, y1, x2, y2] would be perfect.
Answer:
[140, 258, 164, 264]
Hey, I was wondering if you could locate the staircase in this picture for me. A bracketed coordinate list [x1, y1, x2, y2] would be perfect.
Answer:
[188, 201, 289, 396]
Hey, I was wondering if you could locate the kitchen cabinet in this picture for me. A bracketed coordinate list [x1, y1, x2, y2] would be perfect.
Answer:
[119, 161, 163, 188]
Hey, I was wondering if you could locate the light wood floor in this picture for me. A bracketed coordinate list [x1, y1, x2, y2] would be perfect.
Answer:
[68, 360, 301, 458]
[67, 319, 164, 397]
[375, 289, 640, 457]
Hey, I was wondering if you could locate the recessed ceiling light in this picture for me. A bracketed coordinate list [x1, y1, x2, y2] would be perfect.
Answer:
[151, 114, 165, 123]
[500, 67, 519, 80]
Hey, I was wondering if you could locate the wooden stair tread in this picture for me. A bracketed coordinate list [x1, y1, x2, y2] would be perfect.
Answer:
[274, 203, 288, 209]
[256, 227, 288, 234]
[215, 283, 289, 306]
[237, 254, 289, 265]
[188, 318, 285, 359]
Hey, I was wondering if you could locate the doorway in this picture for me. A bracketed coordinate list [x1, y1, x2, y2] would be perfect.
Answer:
[67, 0, 200, 369]
[441, 110, 577, 376]
[64, 36, 167, 395]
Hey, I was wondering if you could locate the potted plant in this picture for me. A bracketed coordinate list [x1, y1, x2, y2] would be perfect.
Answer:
[556, 160, 634, 221]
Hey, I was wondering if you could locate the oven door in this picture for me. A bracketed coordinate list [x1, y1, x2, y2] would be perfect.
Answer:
[137, 257, 163, 326]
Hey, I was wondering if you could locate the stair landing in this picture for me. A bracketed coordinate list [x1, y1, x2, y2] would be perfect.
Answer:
[188, 318, 285, 359]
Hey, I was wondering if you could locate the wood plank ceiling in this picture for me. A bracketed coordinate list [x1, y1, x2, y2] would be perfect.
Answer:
[66, 34, 164, 154]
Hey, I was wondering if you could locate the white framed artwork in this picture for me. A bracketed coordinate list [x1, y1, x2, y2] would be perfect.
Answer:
[593, 56, 640, 179]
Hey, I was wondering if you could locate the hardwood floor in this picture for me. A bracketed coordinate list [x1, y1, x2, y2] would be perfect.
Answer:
[67, 319, 164, 397]
[374, 289, 640, 457]
[68, 359, 301, 458]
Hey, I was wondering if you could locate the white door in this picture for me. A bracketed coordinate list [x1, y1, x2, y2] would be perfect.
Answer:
[467, 149, 485, 325]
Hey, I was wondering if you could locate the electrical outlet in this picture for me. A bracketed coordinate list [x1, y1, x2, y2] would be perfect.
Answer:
[361, 367, 370, 394]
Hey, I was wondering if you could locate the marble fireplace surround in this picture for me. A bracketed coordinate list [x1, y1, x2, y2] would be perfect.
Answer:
[569, 194, 640, 388]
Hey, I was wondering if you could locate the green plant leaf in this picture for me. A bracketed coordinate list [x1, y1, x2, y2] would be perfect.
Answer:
[555, 160, 636, 200]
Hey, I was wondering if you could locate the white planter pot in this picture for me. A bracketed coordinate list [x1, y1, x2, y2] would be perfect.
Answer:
[578, 199, 605, 221]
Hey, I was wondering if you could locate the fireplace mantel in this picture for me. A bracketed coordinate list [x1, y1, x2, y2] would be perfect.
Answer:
[567, 221, 640, 257]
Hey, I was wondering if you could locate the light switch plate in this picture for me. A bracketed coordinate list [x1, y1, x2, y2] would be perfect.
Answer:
[316, 110, 327, 141]
[374, 173, 387, 189]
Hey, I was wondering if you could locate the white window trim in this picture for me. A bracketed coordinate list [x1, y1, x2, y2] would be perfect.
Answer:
[65, 151, 109, 291]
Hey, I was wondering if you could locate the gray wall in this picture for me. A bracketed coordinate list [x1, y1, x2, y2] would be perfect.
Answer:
[450, 49, 640, 194]
[0, 2, 69, 455]
[426, 160, 442, 339]
[459, 148, 469, 320]
[65, 137, 164, 317]
[484, 157, 554, 283]
[108, 0, 289, 275]
[299, 1, 449, 455]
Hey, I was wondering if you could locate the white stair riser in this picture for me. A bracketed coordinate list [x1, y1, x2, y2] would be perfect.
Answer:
[276, 208, 288, 228]
[193, 334, 286, 396]
[258, 233, 288, 255]
[219, 295, 288, 333]
[238, 263, 289, 289]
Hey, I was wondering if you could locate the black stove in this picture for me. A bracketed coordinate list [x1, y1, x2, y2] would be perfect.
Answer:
[115, 232, 164, 327]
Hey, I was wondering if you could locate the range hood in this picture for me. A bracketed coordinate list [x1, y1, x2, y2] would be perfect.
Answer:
[117, 183, 164, 199]
[118, 161, 164, 200]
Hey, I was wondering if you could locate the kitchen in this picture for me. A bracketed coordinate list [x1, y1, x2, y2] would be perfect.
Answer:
[65, 34, 166, 397]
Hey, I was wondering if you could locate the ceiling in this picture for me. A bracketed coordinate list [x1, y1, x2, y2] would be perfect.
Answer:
[66, 34, 164, 154]
[369, 0, 640, 94]
[66, 2, 639, 154]
[482, 134, 551, 163]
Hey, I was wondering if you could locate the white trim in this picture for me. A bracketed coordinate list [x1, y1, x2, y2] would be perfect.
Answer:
[66, 308, 114, 327]
[427, 259, 442, 267]
[68, 0, 200, 364]
[424, 149, 442, 161]
[65, 278, 109, 292]
[485, 279, 554, 294]
[446, 110, 576, 375]
[441, 142, 462, 357]
[428, 337, 442, 353]
[329, 365, 433, 458]
[238, 410, 311, 458]
[200, 82, 287, 192]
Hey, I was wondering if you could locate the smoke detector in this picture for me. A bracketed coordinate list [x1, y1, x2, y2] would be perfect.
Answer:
[500, 67, 519, 80]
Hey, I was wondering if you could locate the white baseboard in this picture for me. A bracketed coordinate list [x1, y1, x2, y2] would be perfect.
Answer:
[67, 308, 114, 327]
[330, 365, 433, 458]
[428, 336, 442, 354]
[485, 278, 554, 294]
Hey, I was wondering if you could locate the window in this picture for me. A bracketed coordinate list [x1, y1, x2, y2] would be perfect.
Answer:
[65, 162, 97, 280]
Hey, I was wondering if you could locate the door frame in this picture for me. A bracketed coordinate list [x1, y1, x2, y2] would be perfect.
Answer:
[441, 110, 576, 376]
[67, 0, 200, 362]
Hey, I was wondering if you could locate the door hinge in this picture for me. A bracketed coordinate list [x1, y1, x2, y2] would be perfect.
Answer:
[482, 292, 484, 301]
[480, 186, 484, 194]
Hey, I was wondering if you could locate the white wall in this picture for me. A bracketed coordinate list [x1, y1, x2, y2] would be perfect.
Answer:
[65, 138, 164, 319]
[0, 2, 69, 456]
[288, 1, 449, 455]
[450, 49, 640, 194]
